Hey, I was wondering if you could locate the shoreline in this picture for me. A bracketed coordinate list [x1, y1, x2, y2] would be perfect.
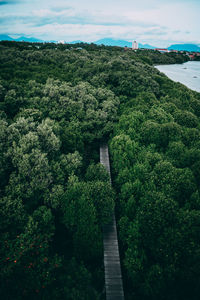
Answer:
[155, 61, 200, 93]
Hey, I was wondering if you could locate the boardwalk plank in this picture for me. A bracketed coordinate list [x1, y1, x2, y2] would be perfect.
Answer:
[100, 144, 125, 300]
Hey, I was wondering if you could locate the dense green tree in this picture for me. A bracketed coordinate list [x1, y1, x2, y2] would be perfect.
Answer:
[0, 41, 199, 300]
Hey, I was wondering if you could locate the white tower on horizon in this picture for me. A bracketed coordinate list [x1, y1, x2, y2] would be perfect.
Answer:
[132, 40, 138, 50]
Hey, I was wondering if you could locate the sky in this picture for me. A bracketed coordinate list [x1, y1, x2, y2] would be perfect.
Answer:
[0, 0, 200, 47]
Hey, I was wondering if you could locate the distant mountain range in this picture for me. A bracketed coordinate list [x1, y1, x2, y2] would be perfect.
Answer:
[69, 40, 83, 44]
[0, 34, 200, 52]
[94, 38, 156, 49]
[15, 36, 44, 43]
[93, 39, 200, 52]
[168, 44, 200, 52]
[0, 34, 43, 43]
[0, 34, 14, 41]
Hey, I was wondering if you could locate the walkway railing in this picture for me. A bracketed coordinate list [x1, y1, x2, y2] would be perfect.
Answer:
[100, 144, 125, 300]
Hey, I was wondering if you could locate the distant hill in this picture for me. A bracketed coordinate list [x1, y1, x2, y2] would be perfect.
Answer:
[15, 36, 44, 43]
[0, 35, 199, 52]
[0, 35, 155, 49]
[69, 40, 84, 44]
[139, 43, 155, 49]
[94, 38, 132, 47]
[0, 34, 14, 41]
[94, 38, 155, 49]
[0, 35, 43, 43]
[168, 44, 200, 52]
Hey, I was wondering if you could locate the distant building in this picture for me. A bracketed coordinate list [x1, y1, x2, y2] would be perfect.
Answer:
[170, 50, 179, 53]
[132, 41, 139, 50]
[124, 46, 131, 51]
[188, 54, 195, 60]
[155, 48, 170, 53]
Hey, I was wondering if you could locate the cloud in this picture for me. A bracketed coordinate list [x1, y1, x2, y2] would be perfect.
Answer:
[0, 7, 158, 29]
[0, 20, 187, 45]
[173, 30, 181, 34]
[143, 29, 167, 36]
[0, 6, 160, 29]
[0, 0, 199, 47]
[0, 0, 22, 5]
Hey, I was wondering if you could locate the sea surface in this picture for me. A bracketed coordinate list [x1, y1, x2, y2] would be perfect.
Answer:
[155, 61, 200, 93]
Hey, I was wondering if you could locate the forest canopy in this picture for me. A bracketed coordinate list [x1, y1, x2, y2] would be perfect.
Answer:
[0, 41, 199, 300]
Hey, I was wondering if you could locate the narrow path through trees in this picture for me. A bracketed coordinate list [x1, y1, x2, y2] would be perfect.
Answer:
[100, 144, 125, 300]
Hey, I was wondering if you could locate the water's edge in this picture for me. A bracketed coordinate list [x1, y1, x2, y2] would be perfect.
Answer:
[155, 61, 200, 93]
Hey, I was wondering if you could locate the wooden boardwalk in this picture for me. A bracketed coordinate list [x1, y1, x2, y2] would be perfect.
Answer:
[100, 144, 125, 300]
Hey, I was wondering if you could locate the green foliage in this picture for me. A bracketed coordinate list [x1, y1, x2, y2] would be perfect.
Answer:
[0, 110, 108, 298]
[0, 41, 199, 299]
[85, 162, 110, 182]
[108, 53, 200, 299]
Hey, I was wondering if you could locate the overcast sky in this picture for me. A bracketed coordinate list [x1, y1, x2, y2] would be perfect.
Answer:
[0, 0, 199, 46]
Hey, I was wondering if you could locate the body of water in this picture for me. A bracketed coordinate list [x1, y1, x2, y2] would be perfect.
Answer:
[155, 61, 200, 93]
